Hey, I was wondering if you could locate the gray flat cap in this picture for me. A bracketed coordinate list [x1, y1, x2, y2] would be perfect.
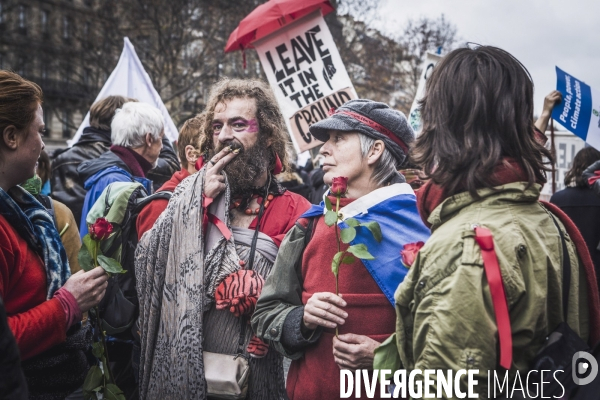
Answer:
[309, 99, 414, 165]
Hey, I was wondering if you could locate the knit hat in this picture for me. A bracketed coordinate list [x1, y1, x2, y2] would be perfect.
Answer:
[309, 99, 414, 165]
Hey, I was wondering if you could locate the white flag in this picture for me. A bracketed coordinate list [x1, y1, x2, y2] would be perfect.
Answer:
[69, 37, 178, 146]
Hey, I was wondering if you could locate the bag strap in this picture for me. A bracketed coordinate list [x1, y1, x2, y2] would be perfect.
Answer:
[38, 194, 59, 230]
[133, 190, 171, 212]
[103, 184, 113, 216]
[474, 216, 572, 371]
[474, 226, 513, 370]
[548, 213, 571, 321]
[236, 178, 270, 356]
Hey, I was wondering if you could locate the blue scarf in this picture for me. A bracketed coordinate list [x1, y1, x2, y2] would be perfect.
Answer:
[0, 186, 71, 299]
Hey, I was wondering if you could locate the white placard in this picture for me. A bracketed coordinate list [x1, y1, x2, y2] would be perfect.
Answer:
[408, 52, 442, 134]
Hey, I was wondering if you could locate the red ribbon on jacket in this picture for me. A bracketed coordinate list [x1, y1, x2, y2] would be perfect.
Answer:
[474, 226, 513, 370]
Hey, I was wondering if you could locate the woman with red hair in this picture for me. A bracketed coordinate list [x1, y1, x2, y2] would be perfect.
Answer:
[0, 71, 109, 399]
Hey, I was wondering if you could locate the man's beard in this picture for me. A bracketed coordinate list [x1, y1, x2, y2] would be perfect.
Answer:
[216, 136, 270, 195]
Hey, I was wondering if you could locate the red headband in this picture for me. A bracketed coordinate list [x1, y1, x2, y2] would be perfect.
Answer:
[335, 110, 409, 154]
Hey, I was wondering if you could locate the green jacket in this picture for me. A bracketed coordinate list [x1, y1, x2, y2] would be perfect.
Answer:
[374, 182, 589, 398]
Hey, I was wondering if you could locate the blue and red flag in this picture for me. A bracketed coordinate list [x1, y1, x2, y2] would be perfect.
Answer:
[300, 183, 430, 305]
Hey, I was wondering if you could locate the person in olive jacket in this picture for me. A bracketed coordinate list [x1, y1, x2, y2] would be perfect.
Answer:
[374, 45, 600, 398]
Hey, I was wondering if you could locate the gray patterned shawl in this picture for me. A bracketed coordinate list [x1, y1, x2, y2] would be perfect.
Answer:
[135, 168, 241, 400]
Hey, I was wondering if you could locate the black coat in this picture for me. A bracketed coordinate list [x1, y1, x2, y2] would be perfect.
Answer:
[0, 297, 28, 400]
[550, 186, 600, 289]
[50, 127, 180, 224]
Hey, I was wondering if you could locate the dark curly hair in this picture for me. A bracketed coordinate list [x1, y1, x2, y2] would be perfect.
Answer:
[564, 147, 600, 187]
[199, 78, 289, 173]
[412, 45, 552, 197]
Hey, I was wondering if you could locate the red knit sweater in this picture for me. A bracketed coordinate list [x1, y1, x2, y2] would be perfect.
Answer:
[286, 197, 396, 400]
[0, 215, 67, 360]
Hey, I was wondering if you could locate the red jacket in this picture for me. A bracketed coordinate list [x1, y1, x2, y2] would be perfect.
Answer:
[137, 169, 191, 240]
[0, 215, 67, 360]
[249, 190, 311, 247]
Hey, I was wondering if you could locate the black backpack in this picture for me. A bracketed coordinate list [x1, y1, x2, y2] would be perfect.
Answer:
[88, 182, 172, 339]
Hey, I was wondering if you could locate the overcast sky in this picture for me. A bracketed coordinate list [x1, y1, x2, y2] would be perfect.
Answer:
[374, 0, 600, 118]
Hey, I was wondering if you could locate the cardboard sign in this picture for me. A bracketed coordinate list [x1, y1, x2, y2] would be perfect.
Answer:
[552, 67, 600, 151]
[254, 10, 357, 152]
[408, 52, 442, 134]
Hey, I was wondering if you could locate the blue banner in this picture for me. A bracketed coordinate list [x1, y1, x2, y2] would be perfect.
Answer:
[552, 67, 600, 150]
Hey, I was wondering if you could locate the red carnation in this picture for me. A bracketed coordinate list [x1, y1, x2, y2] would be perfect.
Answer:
[401, 241, 424, 267]
[89, 217, 113, 241]
[331, 176, 348, 196]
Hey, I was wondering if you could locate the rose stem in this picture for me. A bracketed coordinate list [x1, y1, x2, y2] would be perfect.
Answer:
[335, 195, 341, 338]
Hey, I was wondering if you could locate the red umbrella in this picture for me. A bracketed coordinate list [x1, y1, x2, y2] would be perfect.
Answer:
[225, 0, 335, 53]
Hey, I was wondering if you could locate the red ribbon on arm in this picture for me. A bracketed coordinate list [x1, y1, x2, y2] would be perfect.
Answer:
[588, 170, 600, 186]
[474, 226, 513, 370]
[201, 194, 231, 240]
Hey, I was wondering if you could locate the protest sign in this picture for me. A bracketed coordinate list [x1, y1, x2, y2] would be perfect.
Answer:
[69, 37, 178, 146]
[408, 52, 442, 134]
[552, 67, 600, 150]
[253, 10, 357, 152]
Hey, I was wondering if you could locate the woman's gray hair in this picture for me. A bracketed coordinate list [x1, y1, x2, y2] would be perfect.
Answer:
[111, 102, 164, 148]
[359, 134, 399, 186]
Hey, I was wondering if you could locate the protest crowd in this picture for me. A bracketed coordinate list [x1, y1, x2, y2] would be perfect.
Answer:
[2, 27, 600, 400]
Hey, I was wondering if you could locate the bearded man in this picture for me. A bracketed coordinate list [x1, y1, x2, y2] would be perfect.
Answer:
[135, 78, 311, 399]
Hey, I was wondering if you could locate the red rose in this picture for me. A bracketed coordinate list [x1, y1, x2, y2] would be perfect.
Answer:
[331, 176, 348, 196]
[89, 217, 113, 241]
[401, 241, 424, 267]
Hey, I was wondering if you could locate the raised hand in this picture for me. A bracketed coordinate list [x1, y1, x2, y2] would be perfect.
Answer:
[204, 145, 239, 198]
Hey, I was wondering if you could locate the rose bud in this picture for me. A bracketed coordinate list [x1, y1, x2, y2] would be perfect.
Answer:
[89, 217, 113, 241]
[331, 176, 349, 196]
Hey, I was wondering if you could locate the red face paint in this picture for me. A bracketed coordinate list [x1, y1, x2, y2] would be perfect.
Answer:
[245, 119, 259, 133]
[212, 118, 259, 135]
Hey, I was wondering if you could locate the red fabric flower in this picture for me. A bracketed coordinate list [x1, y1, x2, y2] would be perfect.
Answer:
[401, 241, 424, 267]
[331, 176, 348, 196]
[215, 270, 265, 317]
[89, 217, 113, 241]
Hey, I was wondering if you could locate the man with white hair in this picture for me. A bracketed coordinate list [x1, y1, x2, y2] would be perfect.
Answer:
[77, 102, 165, 236]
